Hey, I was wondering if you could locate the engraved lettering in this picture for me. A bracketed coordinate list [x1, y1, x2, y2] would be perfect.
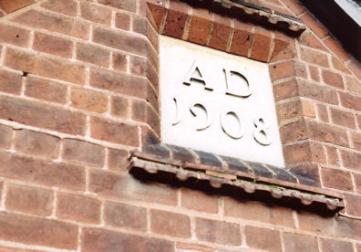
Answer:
[223, 68, 252, 98]
[183, 61, 213, 91]
[189, 103, 211, 131]
[172, 97, 181, 126]
[253, 118, 272, 146]
[220, 110, 245, 139]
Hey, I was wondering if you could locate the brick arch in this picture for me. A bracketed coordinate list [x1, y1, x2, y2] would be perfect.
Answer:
[0, 0, 36, 16]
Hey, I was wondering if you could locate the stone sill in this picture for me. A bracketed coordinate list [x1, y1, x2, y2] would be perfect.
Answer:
[129, 144, 344, 212]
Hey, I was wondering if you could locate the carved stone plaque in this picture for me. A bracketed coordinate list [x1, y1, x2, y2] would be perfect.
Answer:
[159, 36, 285, 167]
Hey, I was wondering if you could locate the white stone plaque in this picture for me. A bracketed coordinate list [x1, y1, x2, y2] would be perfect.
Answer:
[159, 36, 285, 167]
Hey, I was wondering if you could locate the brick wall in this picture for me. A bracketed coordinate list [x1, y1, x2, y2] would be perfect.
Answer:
[0, 0, 359, 251]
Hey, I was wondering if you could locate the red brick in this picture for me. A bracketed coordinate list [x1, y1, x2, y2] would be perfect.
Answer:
[56, 192, 101, 224]
[97, 0, 136, 12]
[132, 100, 160, 132]
[348, 59, 361, 80]
[0, 69, 22, 95]
[181, 188, 218, 213]
[300, 47, 329, 67]
[176, 242, 214, 252]
[245, 226, 281, 252]
[0, 124, 12, 149]
[0, 151, 85, 191]
[41, 0, 78, 16]
[345, 76, 361, 95]
[93, 27, 147, 56]
[230, 28, 252, 57]
[224, 197, 295, 227]
[273, 78, 299, 101]
[280, 119, 308, 144]
[14, 129, 60, 159]
[208, 21, 231, 51]
[270, 61, 306, 81]
[115, 12, 131, 30]
[298, 80, 338, 105]
[0, 0, 34, 13]
[322, 70, 344, 89]
[76, 42, 110, 67]
[104, 201, 147, 231]
[344, 194, 361, 217]
[354, 173, 361, 193]
[70, 87, 108, 113]
[107, 148, 129, 171]
[323, 36, 350, 62]
[150, 209, 191, 238]
[283, 232, 318, 252]
[13, 9, 90, 40]
[351, 132, 361, 150]
[82, 228, 174, 252]
[340, 92, 361, 111]
[0, 212, 78, 249]
[188, 16, 211, 45]
[332, 56, 351, 74]
[0, 23, 30, 47]
[307, 120, 349, 147]
[113, 52, 128, 72]
[91, 117, 139, 146]
[330, 108, 356, 129]
[283, 142, 312, 164]
[111, 96, 130, 118]
[25, 76, 67, 104]
[90, 68, 152, 101]
[309, 65, 320, 82]
[5, 48, 86, 85]
[326, 146, 340, 166]
[33, 32, 73, 58]
[88, 170, 177, 205]
[63, 139, 105, 167]
[341, 150, 361, 170]
[320, 238, 354, 252]
[5, 184, 53, 217]
[0, 246, 41, 252]
[195, 218, 241, 245]
[250, 33, 272, 62]
[0, 95, 86, 135]
[271, 34, 295, 62]
[300, 12, 328, 38]
[80, 2, 112, 25]
[299, 31, 326, 51]
[321, 167, 353, 191]
[317, 104, 329, 122]
[163, 8, 188, 39]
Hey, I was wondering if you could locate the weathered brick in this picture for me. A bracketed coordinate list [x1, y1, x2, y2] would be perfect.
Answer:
[321, 167, 353, 191]
[13, 9, 90, 39]
[0, 212, 78, 249]
[245, 226, 281, 252]
[111, 96, 130, 118]
[163, 8, 188, 39]
[351, 132, 361, 150]
[317, 104, 329, 122]
[300, 47, 329, 67]
[107, 148, 129, 171]
[88, 170, 177, 205]
[181, 188, 218, 213]
[0, 95, 86, 135]
[298, 80, 338, 105]
[330, 108, 356, 129]
[0, 124, 12, 149]
[306, 120, 349, 147]
[273, 78, 299, 101]
[224, 197, 295, 227]
[195, 218, 241, 245]
[115, 12, 131, 30]
[70, 87, 108, 113]
[299, 31, 326, 51]
[0, 151, 85, 191]
[208, 21, 231, 51]
[151, 209, 191, 238]
[176, 242, 214, 252]
[25, 76, 67, 104]
[344, 194, 361, 217]
[14, 129, 60, 159]
[5, 48, 86, 85]
[320, 238, 354, 252]
[63, 139, 105, 167]
[280, 119, 308, 144]
[0, 23, 30, 47]
[33, 32, 73, 58]
[76, 42, 110, 67]
[0, 0, 34, 13]
[309, 65, 320, 82]
[56, 192, 101, 224]
[82, 228, 174, 252]
[341, 150, 361, 170]
[354, 173, 361, 194]
[91, 117, 139, 146]
[97, 0, 136, 12]
[80, 2, 112, 25]
[41, 0, 78, 16]
[283, 232, 318, 252]
[93, 27, 147, 56]
[326, 146, 341, 166]
[300, 12, 328, 38]
[270, 61, 306, 81]
[346, 76, 361, 95]
[322, 70, 344, 89]
[188, 16, 212, 45]
[5, 183, 53, 217]
[340, 92, 361, 111]
[230, 28, 252, 57]
[112, 52, 128, 72]
[104, 201, 147, 231]
[0, 69, 22, 95]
